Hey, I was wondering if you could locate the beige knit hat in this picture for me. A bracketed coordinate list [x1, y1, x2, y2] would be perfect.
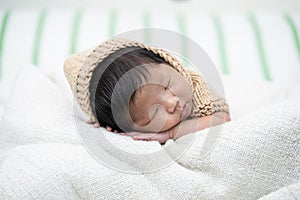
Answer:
[63, 38, 230, 124]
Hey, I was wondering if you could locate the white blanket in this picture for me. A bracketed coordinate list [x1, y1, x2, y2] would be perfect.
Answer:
[0, 65, 299, 199]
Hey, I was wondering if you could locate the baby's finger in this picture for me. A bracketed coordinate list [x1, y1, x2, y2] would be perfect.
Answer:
[134, 133, 170, 144]
[154, 133, 170, 144]
[133, 133, 157, 140]
[94, 122, 100, 128]
[124, 132, 142, 137]
[106, 126, 112, 131]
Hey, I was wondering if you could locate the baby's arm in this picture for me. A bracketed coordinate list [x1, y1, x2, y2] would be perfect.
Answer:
[170, 112, 230, 140]
[125, 112, 230, 144]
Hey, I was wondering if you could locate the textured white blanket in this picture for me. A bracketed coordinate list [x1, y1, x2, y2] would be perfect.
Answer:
[0, 65, 299, 199]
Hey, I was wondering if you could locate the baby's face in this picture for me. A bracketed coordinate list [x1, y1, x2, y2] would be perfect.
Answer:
[129, 63, 193, 133]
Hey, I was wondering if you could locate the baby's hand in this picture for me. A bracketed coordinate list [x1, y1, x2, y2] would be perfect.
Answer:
[122, 112, 230, 144]
[124, 131, 171, 144]
[85, 119, 119, 133]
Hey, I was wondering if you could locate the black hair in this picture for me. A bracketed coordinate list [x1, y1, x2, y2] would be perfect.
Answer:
[89, 46, 170, 132]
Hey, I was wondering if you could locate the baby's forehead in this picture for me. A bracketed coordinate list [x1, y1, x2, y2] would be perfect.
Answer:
[143, 63, 174, 79]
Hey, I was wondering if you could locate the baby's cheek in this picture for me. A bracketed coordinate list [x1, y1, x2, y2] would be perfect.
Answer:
[157, 115, 180, 132]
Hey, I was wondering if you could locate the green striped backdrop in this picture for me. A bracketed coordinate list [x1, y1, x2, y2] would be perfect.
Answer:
[0, 8, 299, 103]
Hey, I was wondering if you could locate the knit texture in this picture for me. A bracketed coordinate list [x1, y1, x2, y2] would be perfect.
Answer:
[63, 38, 230, 124]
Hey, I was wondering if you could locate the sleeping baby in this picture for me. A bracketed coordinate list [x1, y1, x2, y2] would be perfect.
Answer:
[63, 38, 230, 144]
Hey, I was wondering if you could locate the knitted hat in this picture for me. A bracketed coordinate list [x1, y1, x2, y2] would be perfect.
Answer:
[63, 38, 230, 124]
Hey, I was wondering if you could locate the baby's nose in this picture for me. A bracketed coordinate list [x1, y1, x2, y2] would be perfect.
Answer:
[164, 95, 180, 113]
